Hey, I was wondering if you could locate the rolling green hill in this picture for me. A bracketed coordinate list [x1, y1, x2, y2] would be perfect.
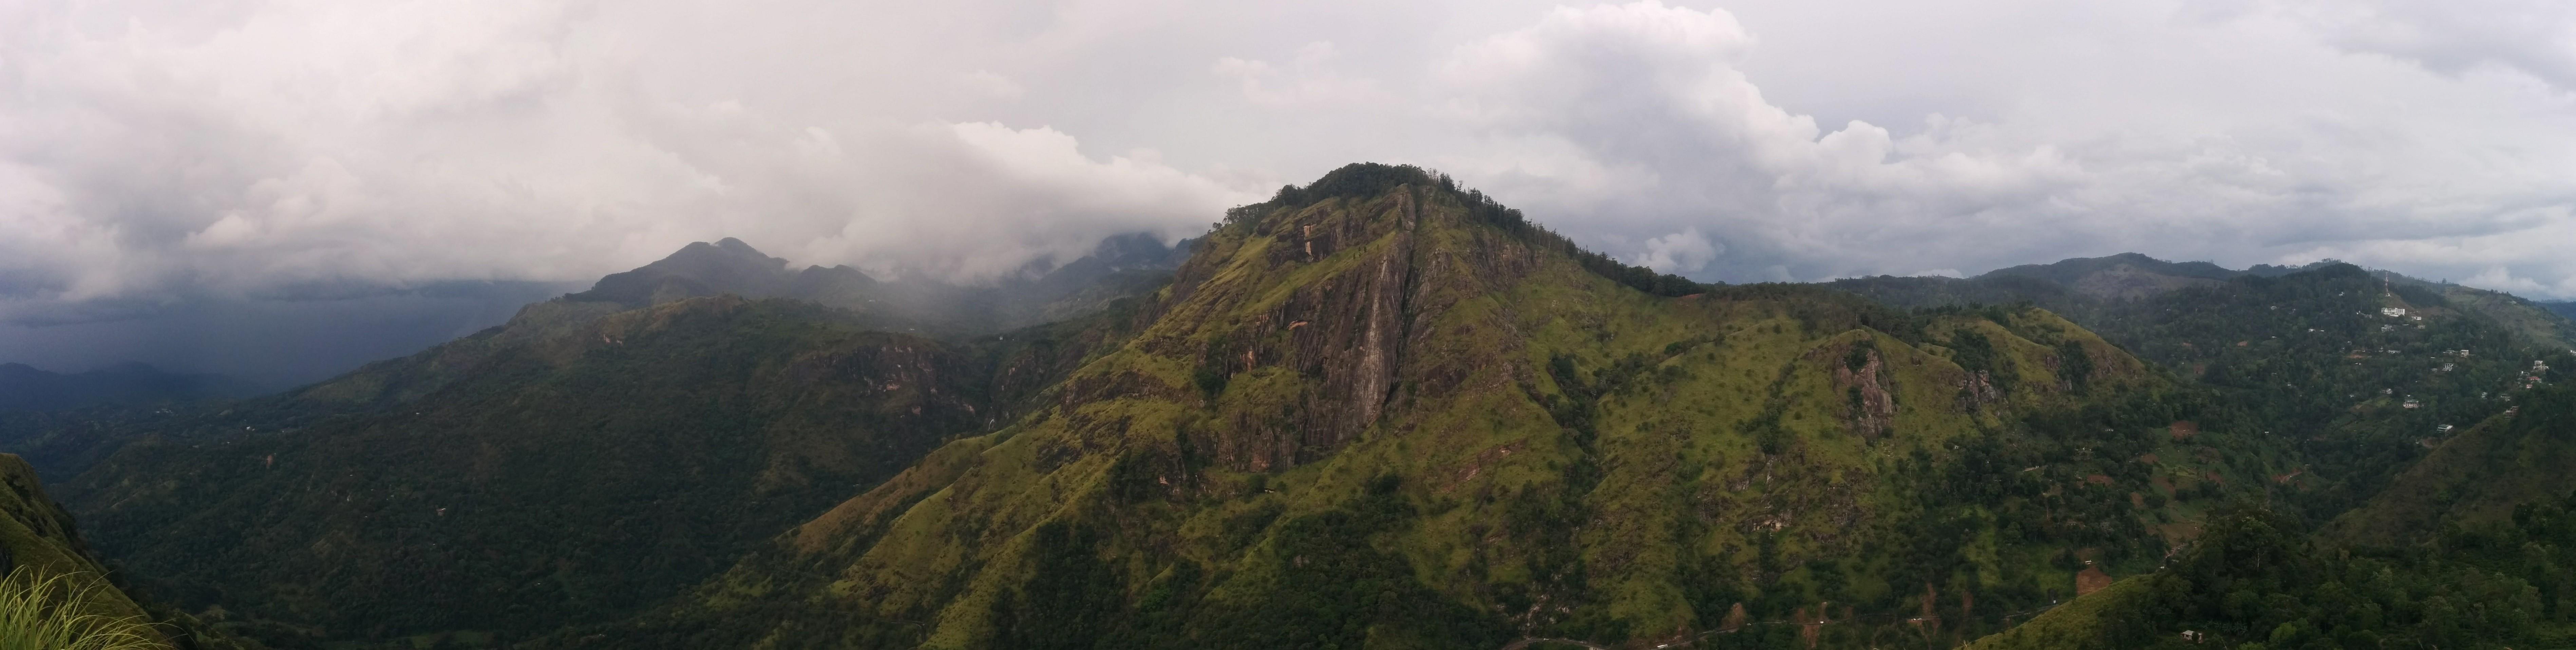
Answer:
[1834, 258, 2575, 521]
[526, 165, 2287, 650]
[1958, 357, 2576, 650]
[2325, 359, 2576, 544]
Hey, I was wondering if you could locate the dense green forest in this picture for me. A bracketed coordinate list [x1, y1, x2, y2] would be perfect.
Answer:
[1980, 385, 2576, 650]
[1838, 260, 2569, 523]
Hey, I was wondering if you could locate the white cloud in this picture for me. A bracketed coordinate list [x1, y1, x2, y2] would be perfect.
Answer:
[7, 0, 2576, 337]
[2264, 0, 2576, 90]
[958, 71, 1028, 100]
[0, 0, 1266, 322]
[1629, 228, 1720, 273]
[1213, 42, 1389, 108]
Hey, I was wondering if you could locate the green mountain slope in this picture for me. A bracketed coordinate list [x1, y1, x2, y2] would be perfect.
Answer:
[1836, 260, 2572, 520]
[51, 294, 1141, 648]
[555, 165, 2282, 650]
[1956, 358, 2576, 650]
[2325, 357, 2576, 544]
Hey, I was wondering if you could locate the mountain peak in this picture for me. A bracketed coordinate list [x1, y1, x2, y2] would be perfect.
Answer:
[711, 236, 768, 257]
[565, 238, 798, 308]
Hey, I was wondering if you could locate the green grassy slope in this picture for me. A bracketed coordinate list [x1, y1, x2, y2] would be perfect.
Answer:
[556, 166, 2282, 650]
[51, 295, 1139, 648]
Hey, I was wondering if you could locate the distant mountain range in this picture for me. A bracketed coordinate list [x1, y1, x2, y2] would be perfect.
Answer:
[0, 362, 263, 412]
[565, 232, 1192, 334]
[2544, 299, 2576, 320]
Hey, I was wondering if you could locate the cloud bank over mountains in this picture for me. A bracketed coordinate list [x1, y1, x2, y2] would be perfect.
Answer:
[7, 0, 2576, 336]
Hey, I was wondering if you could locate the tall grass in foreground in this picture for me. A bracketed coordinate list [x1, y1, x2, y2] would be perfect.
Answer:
[0, 568, 164, 650]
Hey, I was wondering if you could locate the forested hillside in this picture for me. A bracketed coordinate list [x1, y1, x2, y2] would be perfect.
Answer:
[1836, 260, 2571, 520]
[39, 291, 1150, 647]
[4, 164, 2565, 650]
[528, 165, 2293, 650]
[1968, 381, 2576, 650]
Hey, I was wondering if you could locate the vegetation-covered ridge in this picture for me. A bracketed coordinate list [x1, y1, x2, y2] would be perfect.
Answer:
[1835, 257, 2576, 522]
[1957, 350, 2576, 650]
[48, 293, 1153, 648]
[554, 170, 2286, 650]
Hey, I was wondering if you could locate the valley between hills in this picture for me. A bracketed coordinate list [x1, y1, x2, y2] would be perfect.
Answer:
[3, 164, 2574, 650]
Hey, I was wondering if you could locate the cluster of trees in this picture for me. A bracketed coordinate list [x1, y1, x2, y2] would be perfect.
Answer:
[2042, 497, 2576, 650]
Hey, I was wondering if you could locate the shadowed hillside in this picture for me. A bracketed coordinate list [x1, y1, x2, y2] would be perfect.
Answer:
[49, 293, 1150, 647]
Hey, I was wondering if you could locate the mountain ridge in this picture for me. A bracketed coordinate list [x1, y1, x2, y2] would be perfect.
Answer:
[546, 164, 2267, 649]
[0, 362, 264, 413]
[12, 233, 1189, 646]
[561, 233, 1195, 336]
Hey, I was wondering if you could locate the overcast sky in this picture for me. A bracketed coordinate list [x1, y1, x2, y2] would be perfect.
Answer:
[8, 0, 2576, 327]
